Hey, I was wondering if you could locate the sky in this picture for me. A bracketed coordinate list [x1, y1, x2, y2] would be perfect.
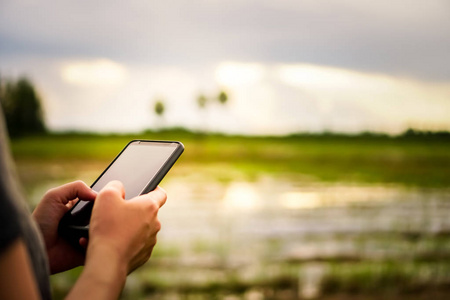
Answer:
[0, 0, 449, 134]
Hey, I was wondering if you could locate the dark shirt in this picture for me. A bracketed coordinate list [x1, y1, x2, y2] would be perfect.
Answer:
[0, 179, 21, 250]
[0, 107, 51, 300]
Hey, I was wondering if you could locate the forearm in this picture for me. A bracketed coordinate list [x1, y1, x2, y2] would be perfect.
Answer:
[0, 239, 40, 300]
[66, 243, 127, 300]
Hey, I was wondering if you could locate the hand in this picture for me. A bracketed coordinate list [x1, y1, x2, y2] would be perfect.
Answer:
[87, 180, 166, 273]
[32, 181, 97, 274]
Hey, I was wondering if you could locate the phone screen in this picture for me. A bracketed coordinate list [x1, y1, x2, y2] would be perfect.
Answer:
[69, 140, 181, 217]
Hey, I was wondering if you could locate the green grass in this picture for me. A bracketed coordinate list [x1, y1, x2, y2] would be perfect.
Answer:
[9, 130, 450, 188]
[321, 261, 450, 295]
[13, 130, 449, 299]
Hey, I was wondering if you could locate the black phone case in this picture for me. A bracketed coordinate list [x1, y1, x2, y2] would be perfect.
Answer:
[58, 140, 184, 250]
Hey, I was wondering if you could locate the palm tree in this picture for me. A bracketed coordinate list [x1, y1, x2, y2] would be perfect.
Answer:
[197, 94, 208, 109]
[152, 99, 165, 129]
[154, 100, 165, 117]
[218, 90, 228, 105]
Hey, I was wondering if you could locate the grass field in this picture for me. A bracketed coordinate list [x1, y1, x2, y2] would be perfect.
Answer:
[10, 130, 450, 188]
[8, 130, 450, 300]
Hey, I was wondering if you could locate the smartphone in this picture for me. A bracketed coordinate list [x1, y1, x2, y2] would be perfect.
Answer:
[58, 140, 184, 247]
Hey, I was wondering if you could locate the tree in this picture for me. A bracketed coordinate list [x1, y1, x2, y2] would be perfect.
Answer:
[197, 94, 208, 109]
[0, 76, 47, 138]
[151, 98, 166, 130]
[218, 90, 228, 105]
[154, 100, 165, 117]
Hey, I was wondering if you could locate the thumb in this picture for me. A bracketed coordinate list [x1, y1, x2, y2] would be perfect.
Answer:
[44, 180, 97, 205]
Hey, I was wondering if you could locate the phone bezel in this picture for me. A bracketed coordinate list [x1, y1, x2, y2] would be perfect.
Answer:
[88, 140, 184, 197]
[58, 139, 184, 248]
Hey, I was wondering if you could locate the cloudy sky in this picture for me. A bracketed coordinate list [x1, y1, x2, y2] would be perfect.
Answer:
[1, 0, 449, 134]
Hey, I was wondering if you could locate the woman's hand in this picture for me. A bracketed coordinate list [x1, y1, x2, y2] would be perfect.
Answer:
[87, 180, 166, 273]
[66, 181, 167, 300]
[33, 178, 167, 300]
[32, 180, 97, 274]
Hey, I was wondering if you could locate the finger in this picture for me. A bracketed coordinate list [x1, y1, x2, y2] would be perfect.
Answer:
[132, 186, 167, 208]
[98, 180, 125, 199]
[46, 180, 97, 205]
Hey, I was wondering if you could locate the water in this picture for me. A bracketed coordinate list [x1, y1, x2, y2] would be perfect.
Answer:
[26, 164, 450, 299]
[141, 174, 450, 298]
[160, 175, 450, 250]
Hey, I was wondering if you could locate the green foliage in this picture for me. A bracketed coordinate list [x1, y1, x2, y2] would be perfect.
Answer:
[9, 130, 450, 299]
[321, 261, 450, 295]
[401, 128, 450, 139]
[0, 76, 46, 138]
[197, 90, 229, 109]
[9, 131, 450, 188]
[218, 90, 228, 105]
[153, 100, 165, 116]
[197, 94, 208, 109]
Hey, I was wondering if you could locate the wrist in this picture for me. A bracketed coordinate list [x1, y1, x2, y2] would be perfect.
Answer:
[84, 241, 128, 292]
[87, 237, 128, 269]
[66, 241, 128, 300]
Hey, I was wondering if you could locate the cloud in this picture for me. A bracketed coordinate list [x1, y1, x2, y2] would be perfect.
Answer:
[211, 61, 450, 134]
[1, 55, 449, 134]
[215, 62, 265, 87]
[1, 1, 449, 134]
[61, 59, 127, 86]
[1, 0, 449, 80]
[275, 63, 450, 132]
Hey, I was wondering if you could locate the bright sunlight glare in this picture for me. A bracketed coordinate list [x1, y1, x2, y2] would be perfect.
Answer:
[276, 63, 390, 91]
[223, 182, 260, 210]
[61, 59, 127, 86]
[279, 192, 322, 210]
[215, 61, 265, 87]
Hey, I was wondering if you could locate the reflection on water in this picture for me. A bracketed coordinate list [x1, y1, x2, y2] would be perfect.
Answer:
[30, 165, 450, 299]
[162, 176, 450, 241]
[223, 182, 261, 210]
[145, 174, 450, 298]
[279, 185, 399, 210]
[280, 192, 322, 209]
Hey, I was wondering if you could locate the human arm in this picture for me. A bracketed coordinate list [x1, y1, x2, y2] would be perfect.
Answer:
[0, 238, 41, 300]
[66, 180, 166, 300]
[32, 180, 97, 274]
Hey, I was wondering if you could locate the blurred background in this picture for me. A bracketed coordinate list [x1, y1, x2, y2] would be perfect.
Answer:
[1, 0, 450, 299]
